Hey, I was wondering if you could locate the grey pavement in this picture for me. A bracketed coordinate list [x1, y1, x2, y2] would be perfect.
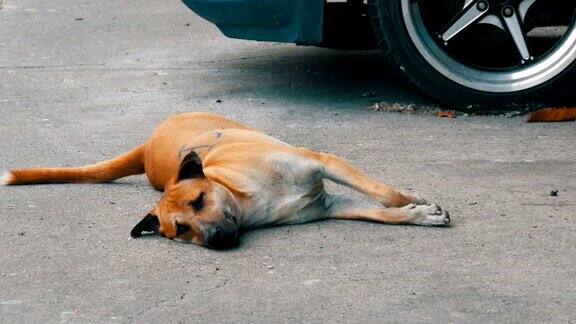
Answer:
[1, 0, 575, 322]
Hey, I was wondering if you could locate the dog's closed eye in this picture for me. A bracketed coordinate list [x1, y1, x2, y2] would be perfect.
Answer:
[176, 223, 191, 236]
[188, 192, 204, 211]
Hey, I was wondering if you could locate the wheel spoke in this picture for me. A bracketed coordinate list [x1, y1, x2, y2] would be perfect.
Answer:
[502, 7, 531, 61]
[440, 0, 489, 42]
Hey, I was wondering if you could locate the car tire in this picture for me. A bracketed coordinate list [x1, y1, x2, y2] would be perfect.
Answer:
[367, 0, 576, 109]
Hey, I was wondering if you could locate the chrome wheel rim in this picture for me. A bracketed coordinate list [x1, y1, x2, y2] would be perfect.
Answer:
[401, 0, 576, 93]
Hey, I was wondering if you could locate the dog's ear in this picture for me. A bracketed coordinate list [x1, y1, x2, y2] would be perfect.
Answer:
[130, 213, 160, 238]
[178, 151, 204, 181]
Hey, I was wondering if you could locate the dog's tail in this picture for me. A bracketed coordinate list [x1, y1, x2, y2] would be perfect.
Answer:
[1, 146, 145, 186]
[527, 107, 576, 123]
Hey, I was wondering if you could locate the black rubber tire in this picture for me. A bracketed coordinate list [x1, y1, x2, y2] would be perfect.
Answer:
[367, 0, 576, 110]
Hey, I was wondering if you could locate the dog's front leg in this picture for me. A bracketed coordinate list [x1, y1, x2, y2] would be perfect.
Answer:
[326, 195, 450, 226]
[304, 151, 425, 207]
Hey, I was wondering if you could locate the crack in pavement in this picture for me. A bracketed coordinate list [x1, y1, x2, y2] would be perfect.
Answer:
[201, 279, 228, 293]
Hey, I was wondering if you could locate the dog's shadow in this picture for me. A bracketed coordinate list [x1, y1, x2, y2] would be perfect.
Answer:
[134, 218, 452, 252]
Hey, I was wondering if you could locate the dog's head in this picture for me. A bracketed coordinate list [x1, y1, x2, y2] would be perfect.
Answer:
[130, 151, 240, 249]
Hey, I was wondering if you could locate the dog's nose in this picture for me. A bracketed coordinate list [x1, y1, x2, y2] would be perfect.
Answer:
[205, 221, 238, 250]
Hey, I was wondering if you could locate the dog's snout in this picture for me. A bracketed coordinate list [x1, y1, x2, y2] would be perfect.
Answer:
[205, 220, 238, 250]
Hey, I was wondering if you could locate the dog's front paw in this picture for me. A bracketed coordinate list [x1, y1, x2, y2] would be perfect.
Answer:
[403, 203, 450, 226]
[412, 196, 427, 205]
[383, 191, 427, 207]
[401, 193, 427, 206]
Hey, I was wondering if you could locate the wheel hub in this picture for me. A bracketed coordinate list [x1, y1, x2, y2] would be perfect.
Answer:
[436, 0, 551, 64]
[477, 0, 524, 20]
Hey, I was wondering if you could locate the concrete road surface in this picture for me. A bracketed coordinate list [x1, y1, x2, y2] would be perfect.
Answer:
[1, 0, 575, 322]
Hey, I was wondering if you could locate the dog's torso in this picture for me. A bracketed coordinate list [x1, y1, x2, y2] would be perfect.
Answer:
[142, 113, 329, 228]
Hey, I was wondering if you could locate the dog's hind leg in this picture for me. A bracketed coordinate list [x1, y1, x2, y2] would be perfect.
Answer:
[302, 151, 425, 207]
[325, 195, 450, 226]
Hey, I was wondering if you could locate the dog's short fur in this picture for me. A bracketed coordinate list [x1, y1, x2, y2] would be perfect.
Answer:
[3, 113, 449, 249]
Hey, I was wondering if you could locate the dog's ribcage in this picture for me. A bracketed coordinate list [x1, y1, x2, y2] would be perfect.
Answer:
[240, 151, 329, 228]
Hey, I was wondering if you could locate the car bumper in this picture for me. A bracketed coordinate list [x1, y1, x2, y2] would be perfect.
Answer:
[181, 0, 324, 44]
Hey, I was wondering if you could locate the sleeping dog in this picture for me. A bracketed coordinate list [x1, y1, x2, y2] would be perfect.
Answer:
[2, 113, 450, 249]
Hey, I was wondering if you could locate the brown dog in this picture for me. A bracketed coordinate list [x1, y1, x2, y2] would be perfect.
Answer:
[1, 113, 449, 249]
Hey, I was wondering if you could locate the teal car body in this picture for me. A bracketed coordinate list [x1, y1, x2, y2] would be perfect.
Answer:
[181, 0, 325, 45]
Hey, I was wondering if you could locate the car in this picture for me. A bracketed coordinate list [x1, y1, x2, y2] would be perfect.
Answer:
[181, 0, 576, 108]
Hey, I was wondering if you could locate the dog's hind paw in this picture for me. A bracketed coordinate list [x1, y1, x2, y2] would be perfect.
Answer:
[403, 203, 450, 226]
[1, 171, 14, 186]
